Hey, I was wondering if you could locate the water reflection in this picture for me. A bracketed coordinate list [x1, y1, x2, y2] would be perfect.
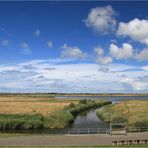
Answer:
[72, 109, 109, 128]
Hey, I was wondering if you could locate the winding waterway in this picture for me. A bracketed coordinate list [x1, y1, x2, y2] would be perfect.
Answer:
[72, 109, 108, 129]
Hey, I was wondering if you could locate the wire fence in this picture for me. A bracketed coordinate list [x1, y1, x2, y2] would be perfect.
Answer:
[68, 127, 148, 135]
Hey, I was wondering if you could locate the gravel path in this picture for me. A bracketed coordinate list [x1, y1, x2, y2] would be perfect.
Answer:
[0, 133, 147, 146]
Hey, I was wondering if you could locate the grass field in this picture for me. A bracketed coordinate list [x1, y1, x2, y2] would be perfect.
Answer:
[0, 95, 77, 116]
[97, 100, 148, 127]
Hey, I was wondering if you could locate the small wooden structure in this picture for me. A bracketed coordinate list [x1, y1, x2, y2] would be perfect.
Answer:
[112, 139, 148, 146]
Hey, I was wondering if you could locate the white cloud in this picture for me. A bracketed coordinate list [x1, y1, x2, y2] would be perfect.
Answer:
[109, 43, 134, 60]
[20, 42, 29, 48]
[0, 59, 147, 93]
[94, 46, 112, 65]
[61, 44, 87, 59]
[33, 30, 40, 37]
[117, 18, 148, 45]
[120, 77, 148, 91]
[20, 42, 31, 55]
[98, 66, 109, 72]
[1, 40, 11, 46]
[21, 49, 32, 55]
[136, 48, 148, 61]
[94, 47, 104, 56]
[142, 65, 148, 71]
[85, 5, 117, 34]
[96, 56, 113, 65]
[47, 40, 53, 48]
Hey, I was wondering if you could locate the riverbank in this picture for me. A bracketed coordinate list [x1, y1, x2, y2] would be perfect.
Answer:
[97, 100, 148, 128]
[0, 94, 111, 130]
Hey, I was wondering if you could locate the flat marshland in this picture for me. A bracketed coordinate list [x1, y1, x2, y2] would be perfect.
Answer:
[0, 95, 76, 116]
[0, 94, 111, 129]
[97, 100, 148, 127]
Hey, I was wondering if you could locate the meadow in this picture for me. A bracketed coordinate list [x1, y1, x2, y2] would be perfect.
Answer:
[0, 94, 111, 129]
[97, 100, 148, 128]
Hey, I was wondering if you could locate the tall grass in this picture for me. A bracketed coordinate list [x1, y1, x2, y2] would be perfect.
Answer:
[44, 110, 74, 128]
[96, 100, 148, 128]
[0, 114, 43, 130]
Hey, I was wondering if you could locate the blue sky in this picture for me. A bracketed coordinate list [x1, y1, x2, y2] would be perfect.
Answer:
[0, 1, 148, 93]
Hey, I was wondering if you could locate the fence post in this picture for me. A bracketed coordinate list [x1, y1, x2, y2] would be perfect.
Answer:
[97, 128, 99, 134]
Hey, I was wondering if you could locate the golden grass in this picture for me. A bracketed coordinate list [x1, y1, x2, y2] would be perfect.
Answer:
[0, 96, 77, 116]
[0, 102, 71, 116]
[98, 100, 148, 127]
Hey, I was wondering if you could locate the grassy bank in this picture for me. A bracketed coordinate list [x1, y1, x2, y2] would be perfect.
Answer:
[0, 100, 111, 130]
[97, 100, 148, 128]
[44, 100, 112, 128]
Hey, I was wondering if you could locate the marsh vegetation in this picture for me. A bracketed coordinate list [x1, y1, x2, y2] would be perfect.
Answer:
[0, 94, 111, 130]
[97, 100, 148, 128]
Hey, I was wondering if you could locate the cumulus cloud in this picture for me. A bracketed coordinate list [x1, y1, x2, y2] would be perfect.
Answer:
[33, 30, 40, 37]
[61, 44, 87, 59]
[117, 18, 148, 45]
[47, 40, 53, 48]
[94, 46, 112, 65]
[109, 43, 134, 60]
[85, 5, 117, 34]
[94, 47, 104, 56]
[136, 48, 148, 61]
[96, 56, 113, 65]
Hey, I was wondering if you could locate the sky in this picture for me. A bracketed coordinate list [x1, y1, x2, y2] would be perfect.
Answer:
[0, 1, 148, 93]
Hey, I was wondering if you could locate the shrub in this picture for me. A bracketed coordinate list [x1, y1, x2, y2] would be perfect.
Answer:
[44, 110, 74, 128]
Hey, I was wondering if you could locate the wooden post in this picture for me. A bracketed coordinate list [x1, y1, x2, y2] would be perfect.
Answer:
[110, 123, 112, 135]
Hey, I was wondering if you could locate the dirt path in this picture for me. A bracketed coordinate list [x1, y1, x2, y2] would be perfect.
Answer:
[0, 133, 147, 146]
